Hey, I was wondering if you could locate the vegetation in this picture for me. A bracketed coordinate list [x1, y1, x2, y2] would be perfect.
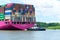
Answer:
[36, 22, 48, 28]
[36, 22, 60, 29]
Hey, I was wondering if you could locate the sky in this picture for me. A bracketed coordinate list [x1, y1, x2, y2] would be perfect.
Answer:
[0, 0, 60, 23]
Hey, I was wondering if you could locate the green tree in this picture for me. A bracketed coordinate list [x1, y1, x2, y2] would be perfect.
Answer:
[36, 22, 48, 28]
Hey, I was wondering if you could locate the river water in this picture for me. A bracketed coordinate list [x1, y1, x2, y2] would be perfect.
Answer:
[0, 30, 60, 40]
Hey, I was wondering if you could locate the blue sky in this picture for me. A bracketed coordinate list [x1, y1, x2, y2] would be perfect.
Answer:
[0, 0, 60, 23]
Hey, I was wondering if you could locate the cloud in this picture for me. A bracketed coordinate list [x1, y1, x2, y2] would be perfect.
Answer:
[9, 0, 24, 4]
[15, 0, 60, 23]
[1, 0, 60, 23]
[57, 0, 60, 1]
[41, 3, 53, 8]
[0, 0, 11, 5]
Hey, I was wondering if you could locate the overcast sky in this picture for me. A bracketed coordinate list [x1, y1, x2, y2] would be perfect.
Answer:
[0, 0, 60, 23]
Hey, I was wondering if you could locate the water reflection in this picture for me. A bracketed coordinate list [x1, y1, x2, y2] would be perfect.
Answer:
[0, 30, 60, 40]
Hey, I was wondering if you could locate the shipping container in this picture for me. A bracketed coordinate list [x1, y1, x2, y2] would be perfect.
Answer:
[0, 16, 4, 18]
[0, 13, 4, 15]
[15, 12, 20, 16]
[0, 7, 4, 13]
[0, 16, 4, 20]
[0, 18, 4, 20]
[5, 17, 11, 19]
[11, 16, 15, 21]
[5, 10, 12, 15]
[0, 6, 5, 20]
[5, 12, 11, 15]
[15, 16, 20, 22]
[5, 15, 11, 19]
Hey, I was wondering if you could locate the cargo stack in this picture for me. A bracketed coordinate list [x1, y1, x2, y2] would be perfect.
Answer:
[4, 3, 36, 23]
[12, 4, 20, 22]
[0, 6, 5, 21]
[0, 3, 35, 22]
[28, 5, 35, 23]
[11, 12, 15, 21]
[5, 3, 13, 21]
[22, 5, 28, 22]
[19, 8, 23, 22]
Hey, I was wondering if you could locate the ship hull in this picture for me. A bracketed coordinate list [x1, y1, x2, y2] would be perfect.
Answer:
[0, 21, 34, 30]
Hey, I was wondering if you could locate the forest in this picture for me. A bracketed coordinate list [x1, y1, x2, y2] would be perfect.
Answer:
[36, 22, 60, 29]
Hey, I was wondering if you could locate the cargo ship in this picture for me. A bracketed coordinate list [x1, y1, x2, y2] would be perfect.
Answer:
[0, 3, 36, 30]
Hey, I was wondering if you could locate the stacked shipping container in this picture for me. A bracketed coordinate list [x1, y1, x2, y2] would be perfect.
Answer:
[0, 6, 5, 21]
[0, 3, 35, 30]
[5, 3, 35, 23]
[0, 3, 35, 23]
[5, 4, 13, 21]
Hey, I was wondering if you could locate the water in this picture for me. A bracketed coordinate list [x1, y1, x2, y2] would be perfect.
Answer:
[0, 30, 60, 40]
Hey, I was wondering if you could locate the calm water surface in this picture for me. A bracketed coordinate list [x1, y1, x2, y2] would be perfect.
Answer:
[0, 30, 60, 40]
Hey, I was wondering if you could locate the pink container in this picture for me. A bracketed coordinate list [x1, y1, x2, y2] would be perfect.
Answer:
[6, 3, 13, 8]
